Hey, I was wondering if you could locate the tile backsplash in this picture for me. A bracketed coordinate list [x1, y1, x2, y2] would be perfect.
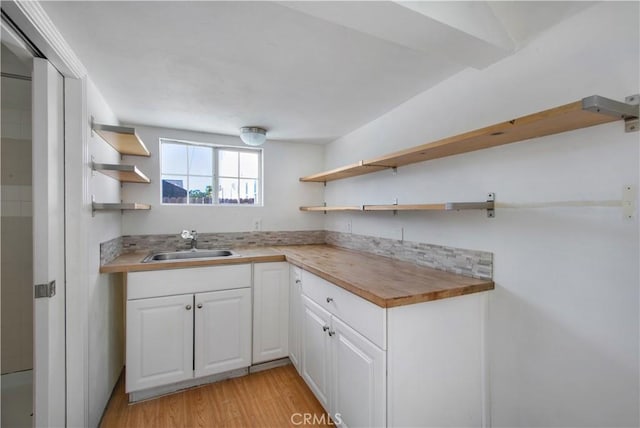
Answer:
[325, 231, 493, 280]
[101, 230, 493, 280]
[100, 236, 123, 266]
[122, 230, 327, 253]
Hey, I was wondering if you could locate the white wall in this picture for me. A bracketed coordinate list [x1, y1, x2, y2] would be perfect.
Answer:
[323, 3, 639, 427]
[122, 126, 324, 235]
[86, 78, 124, 427]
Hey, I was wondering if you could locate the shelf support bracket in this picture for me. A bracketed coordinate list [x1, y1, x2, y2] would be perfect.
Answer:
[581, 94, 639, 132]
[444, 193, 495, 218]
[487, 192, 495, 218]
[624, 94, 639, 132]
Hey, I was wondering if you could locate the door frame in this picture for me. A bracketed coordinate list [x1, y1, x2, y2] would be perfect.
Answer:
[2, 1, 89, 426]
[32, 55, 66, 428]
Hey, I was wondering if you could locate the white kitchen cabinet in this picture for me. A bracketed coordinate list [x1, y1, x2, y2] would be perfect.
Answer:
[331, 316, 385, 428]
[195, 288, 251, 377]
[301, 293, 386, 427]
[297, 268, 487, 428]
[125, 265, 253, 396]
[126, 294, 194, 392]
[252, 262, 289, 364]
[301, 295, 332, 410]
[386, 292, 488, 427]
[288, 265, 303, 372]
[301, 269, 386, 349]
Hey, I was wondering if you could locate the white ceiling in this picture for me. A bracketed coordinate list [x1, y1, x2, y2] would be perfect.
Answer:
[40, 1, 594, 144]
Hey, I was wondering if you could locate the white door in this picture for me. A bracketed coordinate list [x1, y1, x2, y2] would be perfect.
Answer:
[253, 262, 289, 364]
[288, 265, 303, 372]
[301, 295, 332, 410]
[330, 316, 386, 428]
[32, 57, 65, 428]
[125, 294, 194, 392]
[194, 288, 251, 378]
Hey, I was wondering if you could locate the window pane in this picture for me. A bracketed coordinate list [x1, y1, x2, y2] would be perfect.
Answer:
[218, 177, 238, 204]
[188, 176, 213, 205]
[162, 175, 188, 204]
[218, 150, 239, 177]
[239, 179, 258, 204]
[239, 152, 259, 178]
[187, 145, 213, 176]
[162, 143, 188, 175]
[161, 141, 262, 206]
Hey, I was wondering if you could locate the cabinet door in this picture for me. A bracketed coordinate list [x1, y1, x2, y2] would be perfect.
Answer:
[126, 294, 194, 393]
[194, 288, 251, 378]
[253, 262, 290, 364]
[301, 295, 332, 410]
[331, 316, 386, 428]
[289, 265, 303, 372]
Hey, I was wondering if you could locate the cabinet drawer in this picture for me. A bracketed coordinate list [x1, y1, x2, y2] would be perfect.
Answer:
[302, 271, 386, 349]
[127, 264, 252, 300]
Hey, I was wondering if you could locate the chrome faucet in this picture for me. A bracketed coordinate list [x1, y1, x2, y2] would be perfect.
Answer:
[181, 229, 198, 250]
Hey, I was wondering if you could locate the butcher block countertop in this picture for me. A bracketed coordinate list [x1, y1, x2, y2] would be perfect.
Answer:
[99, 246, 286, 273]
[101, 244, 494, 308]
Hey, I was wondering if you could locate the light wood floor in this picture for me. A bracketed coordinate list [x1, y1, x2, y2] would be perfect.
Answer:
[100, 364, 331, 428]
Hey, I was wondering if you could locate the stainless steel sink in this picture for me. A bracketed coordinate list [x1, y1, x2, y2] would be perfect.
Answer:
[142, 249, 238, 263]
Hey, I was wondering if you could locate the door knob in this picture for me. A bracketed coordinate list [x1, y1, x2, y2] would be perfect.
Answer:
[197, 303, 203, 309]
[323, 325, 330, 332]
[186, 304, 192, 310]
[326, 297, 333, 303]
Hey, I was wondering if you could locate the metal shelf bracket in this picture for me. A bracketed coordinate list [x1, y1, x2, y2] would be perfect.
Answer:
[444, 192, 495, 218]
[582, 94, 639, 132]
[487, 192, 495, 218]
[624, 94, 639, 132]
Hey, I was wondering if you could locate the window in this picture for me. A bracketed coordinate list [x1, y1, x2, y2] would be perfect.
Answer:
[160, 139, 262, 206]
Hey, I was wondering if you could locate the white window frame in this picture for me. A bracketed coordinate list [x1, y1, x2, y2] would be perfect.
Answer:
[159, 138, 263, 207]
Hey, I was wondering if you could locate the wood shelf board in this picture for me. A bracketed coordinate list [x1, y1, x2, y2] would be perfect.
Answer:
[363, 204, 447, 211]
[301, 203, 492, 212]
[94, 124, 150, 157]
[299, 206, 363, 212]
[300, 97, 625, 182]
[299, 161, 387, 183]
[363, 101, 616, 168]
[93, 163, 150, 183]
[93, 203, 151, 211]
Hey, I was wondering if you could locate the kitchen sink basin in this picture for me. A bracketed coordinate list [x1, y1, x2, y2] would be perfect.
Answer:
[142, 249, 238, 263]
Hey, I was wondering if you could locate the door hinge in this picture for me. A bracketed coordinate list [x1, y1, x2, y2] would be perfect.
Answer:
[34, 280, 56, 298]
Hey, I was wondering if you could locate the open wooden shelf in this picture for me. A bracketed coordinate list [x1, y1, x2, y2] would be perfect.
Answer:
[92, 163, 150, 183]
[92, 122, 150, 157]
[301, 198, 495, 214]
[92, 202, 151, 213]
[300, 205, 363, 212]
[363, 204, 447, 211]
[300, 95, 639, 183]
[300, 161, 387, 183]
[91, 120, 151, 215]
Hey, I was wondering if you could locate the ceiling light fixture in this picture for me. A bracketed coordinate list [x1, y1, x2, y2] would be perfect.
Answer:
[239, 127, 267, 146]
